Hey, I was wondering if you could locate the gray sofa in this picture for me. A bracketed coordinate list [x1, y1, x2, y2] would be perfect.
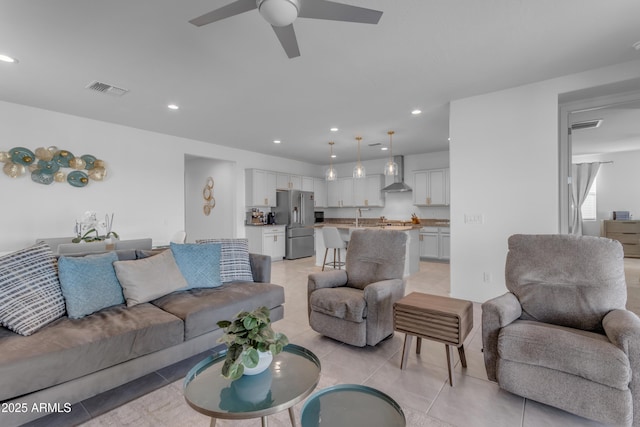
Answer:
[0, 247, 284, 427]
[482, 234, 640, 426]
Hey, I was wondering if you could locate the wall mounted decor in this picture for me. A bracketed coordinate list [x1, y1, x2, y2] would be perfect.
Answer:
[203, 177, 215, 216]
[0, 146, 107, 187]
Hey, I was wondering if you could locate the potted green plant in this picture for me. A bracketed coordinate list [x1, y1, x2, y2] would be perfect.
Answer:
[217, 306, 289, 380]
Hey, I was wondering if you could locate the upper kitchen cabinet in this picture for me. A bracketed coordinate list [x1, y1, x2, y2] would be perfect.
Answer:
[353, 175, 384, 207]
[302, 176, 314, 192]
[313, 178, 328, 208]
[327, 177, 354, 207]
[246, 169, 277, 207]
[413, 168, 450, 206]
[277, 173, 302, 190]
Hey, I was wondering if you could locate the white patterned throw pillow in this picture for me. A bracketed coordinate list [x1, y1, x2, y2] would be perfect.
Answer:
[0, 243, 66, 336]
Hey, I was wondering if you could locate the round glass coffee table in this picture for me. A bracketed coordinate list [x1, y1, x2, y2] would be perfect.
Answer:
[184, 344, 320, 427]
[300, 384, 406, 427]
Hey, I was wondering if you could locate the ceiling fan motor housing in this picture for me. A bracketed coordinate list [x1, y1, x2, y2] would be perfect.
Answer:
[257, 0, 300, 27]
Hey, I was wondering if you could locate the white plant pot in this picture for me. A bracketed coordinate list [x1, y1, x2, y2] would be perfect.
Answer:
[243, 350, 273, 376]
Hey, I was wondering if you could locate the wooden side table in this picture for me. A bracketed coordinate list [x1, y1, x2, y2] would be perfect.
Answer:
[394, 292, 473, 386]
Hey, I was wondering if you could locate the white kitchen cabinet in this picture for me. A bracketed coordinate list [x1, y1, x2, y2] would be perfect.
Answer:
[277, 173, 302, 190]
[440, 230, 450, 260]
[245, 169, 277, 207]
[313, 178, 328, 208]
[302, 176, 314, 192]
[419, 226, 450, 260]
[413, 168, 450, 206]
[327, 177, 354, 207]
[245, 225, 286, 261]
[353, 175, 384, 207]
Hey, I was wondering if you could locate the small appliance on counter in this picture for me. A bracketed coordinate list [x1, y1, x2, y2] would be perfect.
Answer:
[266, 212, 276, 224]
[246, 208, 265, 225]
[314, 211, 324, 223]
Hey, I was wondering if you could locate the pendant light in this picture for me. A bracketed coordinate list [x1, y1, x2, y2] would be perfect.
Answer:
[325, 141, 337, 181]
[353, 136, 366, 179]
[384, 130, 398, 176]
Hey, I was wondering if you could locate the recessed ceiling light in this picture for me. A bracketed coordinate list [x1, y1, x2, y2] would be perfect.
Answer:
[381, 147, 388, 151]
[331, 154, 337, 158]
[0, 54, 18, 63]
[167, 104, 179, 110]
[411, 109, 422, 115]
[330, 127, 339, 132]
[634, 41, 640, 51]
[273, 140, 281, 144]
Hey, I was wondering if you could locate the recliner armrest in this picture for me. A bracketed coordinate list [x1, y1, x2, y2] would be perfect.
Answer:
[308, 270, 348, 292]
[603, 309, 640, 426]
[363, 279, 406, 346]
[481, 292, 522, 382]
[307, 270, 348, 316]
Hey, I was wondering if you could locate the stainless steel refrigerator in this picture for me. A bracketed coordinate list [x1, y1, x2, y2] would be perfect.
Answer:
[275, 190, 315, 259]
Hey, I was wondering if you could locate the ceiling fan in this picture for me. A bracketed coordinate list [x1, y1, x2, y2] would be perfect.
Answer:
[189, 0, 383, 59]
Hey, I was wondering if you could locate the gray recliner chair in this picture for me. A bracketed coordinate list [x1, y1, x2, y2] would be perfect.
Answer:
[482, 234, 640, 426]
[307, 229, 407, 347]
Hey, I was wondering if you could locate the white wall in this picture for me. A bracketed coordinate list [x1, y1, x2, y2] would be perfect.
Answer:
[184, 157, 236, 243]
[0, 100, 321, 253]
[323, 150, 450, 221]
[574, 150, 640, 236]
[449, 59, 640, 303]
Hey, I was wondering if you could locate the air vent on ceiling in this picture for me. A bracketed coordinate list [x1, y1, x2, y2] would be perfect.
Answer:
[368, 142, 382, 147]
[571, 119, 602, 131]
[85, 81, 129, 97]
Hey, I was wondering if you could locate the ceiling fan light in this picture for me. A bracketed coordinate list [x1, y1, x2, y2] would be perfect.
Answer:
[257, 0, 300, 27]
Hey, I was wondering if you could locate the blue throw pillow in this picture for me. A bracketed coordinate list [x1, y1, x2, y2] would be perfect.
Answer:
[170, 242, 222, 288]
[58, 252, 125, 319]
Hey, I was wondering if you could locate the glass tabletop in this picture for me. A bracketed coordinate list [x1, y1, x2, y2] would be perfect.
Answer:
[300, 384, 406, 427]
[184, 344, 321, 420]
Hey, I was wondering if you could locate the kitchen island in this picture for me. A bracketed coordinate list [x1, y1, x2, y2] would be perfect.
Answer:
[314, 224, 420, 277]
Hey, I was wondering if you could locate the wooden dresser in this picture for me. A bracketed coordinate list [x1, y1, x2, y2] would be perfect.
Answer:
[603, 220, 640, 258]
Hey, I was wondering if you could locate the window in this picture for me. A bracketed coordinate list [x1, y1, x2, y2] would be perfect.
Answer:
[581, 177, 597, 221]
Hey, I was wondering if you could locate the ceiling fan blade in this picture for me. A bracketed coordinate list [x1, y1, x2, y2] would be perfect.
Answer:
[298, 0, 382, 24]
[272, 24, 301, 59]
[189, 0, 257, 27]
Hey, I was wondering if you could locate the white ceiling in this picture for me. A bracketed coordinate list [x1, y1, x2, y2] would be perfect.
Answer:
[1, 0, 640, 165]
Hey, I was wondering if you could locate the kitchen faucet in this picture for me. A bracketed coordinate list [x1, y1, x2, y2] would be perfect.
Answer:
[355, 208, 369, 227]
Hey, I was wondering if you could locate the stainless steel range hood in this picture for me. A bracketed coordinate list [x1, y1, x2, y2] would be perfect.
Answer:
[382, 155, 412, 192]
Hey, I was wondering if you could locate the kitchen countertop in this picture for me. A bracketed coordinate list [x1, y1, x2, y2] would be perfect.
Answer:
[316, 218, 449, 230]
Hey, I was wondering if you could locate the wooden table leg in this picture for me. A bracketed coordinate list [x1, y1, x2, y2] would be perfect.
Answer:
[445, 345, 454, 386]
[401, 334, 413, 369]
[458, 344, 467, 368]
[416, 337, 422, 355]
[288, 407, 297, 427]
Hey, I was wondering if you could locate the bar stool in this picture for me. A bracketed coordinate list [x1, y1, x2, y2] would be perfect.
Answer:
[322, 227, 346, 271]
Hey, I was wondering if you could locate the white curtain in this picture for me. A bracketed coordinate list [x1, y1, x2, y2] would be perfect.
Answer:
[570, 162, 601, 235]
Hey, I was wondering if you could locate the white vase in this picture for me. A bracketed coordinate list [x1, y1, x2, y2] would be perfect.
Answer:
[243, 350, 273, 376]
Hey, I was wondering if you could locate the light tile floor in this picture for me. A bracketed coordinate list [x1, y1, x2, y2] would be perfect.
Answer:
[79, 258, 612, 427]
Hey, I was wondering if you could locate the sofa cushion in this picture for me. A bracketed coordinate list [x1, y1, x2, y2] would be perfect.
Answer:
[309, 287, 367, 322]
[113, 249, 188, 307]
[58, 252, 125, 319]
[0, 303, 184, 402]
[151, 282, 285, 340]
[170, 242, 222, 288]
[498, 320, 631, 390]
[0, 243, 65, 336]
[196, 238, 253, 283]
